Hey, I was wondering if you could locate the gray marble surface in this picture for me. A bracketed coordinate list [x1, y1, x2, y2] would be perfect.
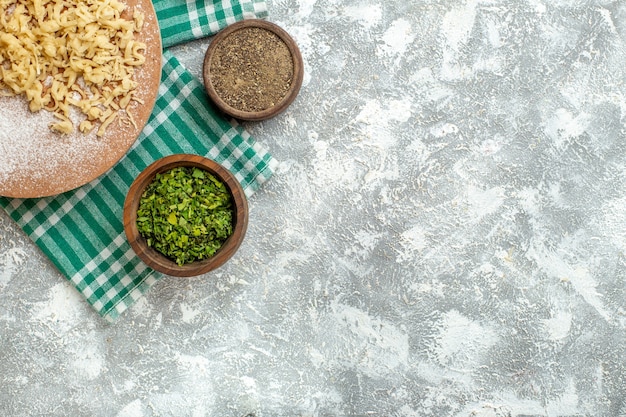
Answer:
[2, 0, 626, 416]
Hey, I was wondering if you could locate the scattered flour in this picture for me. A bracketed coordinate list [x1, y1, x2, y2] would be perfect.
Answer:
[441, 1, 477, 52]
[515, 186, 542, 217]
[354, 98, 413, 148]
[527, 0, 547, 14]
[453, 397, 543, 417]
[147, 355, 218, 414]
[455, 381, 581, 416]
[344, 4, 382, 29]
[30, 281, 85, 332]
[545, 379, 581, 416]
[0, 97, 104, 187]
[377, 18, 415, 63]
[597, 7, 618, 34]
[311, 144, 359, 188]
[432, 310, 499, 370]
[440, 0, 477, 80]
[69, 333, 106, 380]
[527, 244, 611, 322]
[600, 194, 626, 253]
[396, 224, 428, 263]
[28, 283, 105, 380]
[116, 399, 145, 417]
[0, 82, 126, 196]
[464, 185, 506, 219]
[176, 353, 211, 376]
[542, 310, 573, 341]
[479, 138, 503, 156]
[544, 108, 592, 150]
[318, 301, 410, 378]
[280, 23, 314, 87]
[295, 0, 317, 20]
[430, 122, 459, 138]
[180, 302, 202, 324]
[0, 246, 27, 287]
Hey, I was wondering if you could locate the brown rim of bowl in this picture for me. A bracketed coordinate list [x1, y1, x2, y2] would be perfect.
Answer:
[202, 19, 304, 121]
[123, 154, 249, 277]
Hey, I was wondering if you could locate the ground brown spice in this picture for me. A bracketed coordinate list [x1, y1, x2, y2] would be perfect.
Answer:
[209, 27, 294, 113]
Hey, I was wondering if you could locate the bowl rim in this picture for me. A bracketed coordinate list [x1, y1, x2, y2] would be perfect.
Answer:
[202, 19, 304, 121]
[123, 154, 248, 277]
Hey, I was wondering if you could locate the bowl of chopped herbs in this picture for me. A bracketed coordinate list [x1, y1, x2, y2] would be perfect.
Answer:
[123, 154, 248, 277]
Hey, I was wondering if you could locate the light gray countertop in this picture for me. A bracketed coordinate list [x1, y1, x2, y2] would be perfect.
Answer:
[2, 0, 626, 416]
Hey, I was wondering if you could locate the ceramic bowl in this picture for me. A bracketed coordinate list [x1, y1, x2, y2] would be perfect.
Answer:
[123, 154, 248, 277]
[202, 19, 304, 121]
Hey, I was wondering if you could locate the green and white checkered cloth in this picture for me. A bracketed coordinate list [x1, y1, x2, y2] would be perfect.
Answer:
[154, 0, 268, 48]
[0, 0, 275, 322]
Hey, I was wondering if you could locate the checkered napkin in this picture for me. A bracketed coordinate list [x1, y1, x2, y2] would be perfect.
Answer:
[0, 0, 275, 322]
[154, 0, 268, 48]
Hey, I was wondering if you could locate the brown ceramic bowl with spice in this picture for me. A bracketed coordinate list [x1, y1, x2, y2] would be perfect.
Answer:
[202, 19, 304, 121]
[123, 154, 248, 277]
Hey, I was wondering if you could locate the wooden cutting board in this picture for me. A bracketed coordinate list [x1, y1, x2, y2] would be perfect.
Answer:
[0, 0, 162, 198]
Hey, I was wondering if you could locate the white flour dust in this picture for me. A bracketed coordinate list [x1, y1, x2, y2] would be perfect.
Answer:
[0, 93, 112, 194]
[68, 332, 105, 380]
[344, 4, 382, 29]
[542, 310, 573, 341]
[544, 108, 592, 150]
[180, 302, 202, 323]
[441, 1, 477, 51]
[528, 244, 611, 322]
[396, 225, 428, 263]
[354, 98, 413, 148]
[317, 301, 410, 378]
[0, 246, 27, 287]
[431, 310, 499, 370]
[115, 399, 145, 417]
[440, 0, 478, 80]
[464, 185, 506, 219]
[377, 18, 415, 61]
[30, 281, 85, 330]
[295, 0, 317, 20]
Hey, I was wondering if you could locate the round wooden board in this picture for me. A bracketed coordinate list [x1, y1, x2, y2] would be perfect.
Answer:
[0, 0, 162, 198]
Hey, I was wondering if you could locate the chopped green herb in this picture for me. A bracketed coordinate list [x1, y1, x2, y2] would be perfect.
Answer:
[136, 166, 234, 266]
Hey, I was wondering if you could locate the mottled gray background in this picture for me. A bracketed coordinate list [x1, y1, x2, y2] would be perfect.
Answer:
[2, 0, 626, 416]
